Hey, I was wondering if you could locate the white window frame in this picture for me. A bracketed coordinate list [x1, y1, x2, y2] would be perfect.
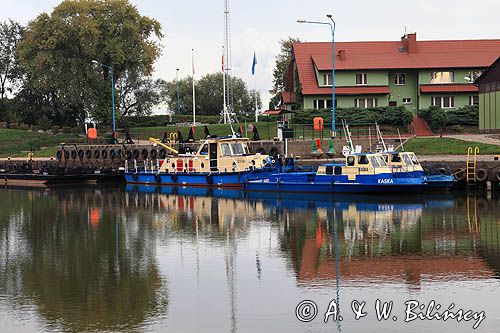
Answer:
[467, 71, 483, 82]
[355, 98, 378, 109]
[356, 73, 368, 85]
[469, 95, 479, 106]
[431, 96, 455, 108]
[402, 98, 412, 105]
[430, 71, 454, 84]
[322, 73, 332, 86]
[394, 73, 406, 85]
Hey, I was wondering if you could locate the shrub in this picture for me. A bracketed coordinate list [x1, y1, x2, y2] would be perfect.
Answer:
[51, 126, 60, 134]
[0, 122, 7, 128]
[20, 124, 29, 131]
[38, 116, 50, 130]
[419, 105, 478, 129]
[9, 122, 19, 129]
[61, 126, 72, 134]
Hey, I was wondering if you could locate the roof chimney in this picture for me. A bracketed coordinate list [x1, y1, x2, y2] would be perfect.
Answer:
[401, 33, 417, 53]
[337, 49, 346, 60]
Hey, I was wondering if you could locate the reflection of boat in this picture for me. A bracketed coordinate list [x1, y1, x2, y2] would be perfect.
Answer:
[245, 152, 425, 193]
[124, 137, 275, 188]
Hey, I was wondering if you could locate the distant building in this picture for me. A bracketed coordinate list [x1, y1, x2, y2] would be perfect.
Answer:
[283, 33, 500, 113]
[475, 57, 500, 132]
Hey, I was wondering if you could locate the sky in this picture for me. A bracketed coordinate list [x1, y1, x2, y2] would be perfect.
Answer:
[1, 0, 500, 111]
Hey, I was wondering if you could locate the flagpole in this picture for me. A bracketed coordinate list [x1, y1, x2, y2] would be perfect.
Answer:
[222, 46, 227, 124]
[252, 51, 258, 123]
[192, 48, 196, 126]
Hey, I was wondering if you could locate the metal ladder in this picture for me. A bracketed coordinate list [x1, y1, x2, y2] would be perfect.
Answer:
[466, 147, 479, 184]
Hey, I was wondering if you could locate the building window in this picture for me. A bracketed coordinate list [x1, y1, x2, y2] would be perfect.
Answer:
[431, 96, 455, 108]
[394, 73, 406, 85]
[469, 95, 479, 106]
[402, 98, 412, 105]
[430, 71, 454, 84]
[313, 99, 334, 110]
[356, 73, 368, 85]
[355, 98, 378, 108]
[322, 73, 332, 86]
[467, 71, 483, 82]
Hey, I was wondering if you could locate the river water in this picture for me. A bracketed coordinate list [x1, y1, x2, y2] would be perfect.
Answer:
[0, 185, 499, 332]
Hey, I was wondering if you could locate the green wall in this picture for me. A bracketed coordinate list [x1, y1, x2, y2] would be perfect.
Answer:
[388, 70, 418, 112]
[318, 70, 388, 87]
[417, 68, 483, 84]
[419, 93, 472, 110]
[479, 90, 500, 131]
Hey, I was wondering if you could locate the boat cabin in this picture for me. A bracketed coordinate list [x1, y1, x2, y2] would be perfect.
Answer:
[382, 152, 423, 172]
[317, 152, 392, 180]
[158, 137, 269, 174]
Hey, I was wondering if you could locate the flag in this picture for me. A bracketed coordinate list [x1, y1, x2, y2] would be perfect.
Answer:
[252, 51, 257, 75]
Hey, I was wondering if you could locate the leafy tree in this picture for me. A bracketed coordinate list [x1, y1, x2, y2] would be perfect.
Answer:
[117, 73, 165, 117]
[161, 73, 261, 117]
[0, 20, 24, 120]
[15, 0, 163, 126]
[269, 37, 301, 109]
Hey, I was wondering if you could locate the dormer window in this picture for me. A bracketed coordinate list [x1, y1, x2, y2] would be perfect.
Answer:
[322, 73, 332, 86]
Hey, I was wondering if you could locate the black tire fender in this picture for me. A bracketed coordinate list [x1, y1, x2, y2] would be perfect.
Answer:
[476, 168, 488, 182]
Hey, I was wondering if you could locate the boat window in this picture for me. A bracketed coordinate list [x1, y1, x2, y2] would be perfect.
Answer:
[410, 153, 420, 165]
[402, 154, 413, 166]
[347, 156, 355, 166]
[221, 143, 231, 156]
[231, 143, 245, 155]
[326, 166, 334, 175]
[334, 166, 342, 175]
[377, 156, 388, 166]
[358, 155, 369, 164]
[369, 156, 380, 168]
[391, 154, 401, 163]
[199, 144, 208, 155]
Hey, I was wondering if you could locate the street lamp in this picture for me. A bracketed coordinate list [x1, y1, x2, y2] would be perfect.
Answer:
[298, 14, 336, 138]
[176, 68, 180, 115]
[92, 60, 116, 135]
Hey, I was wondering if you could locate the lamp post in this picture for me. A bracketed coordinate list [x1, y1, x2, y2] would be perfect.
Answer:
[92, 60, 116, 134]
[176, 68, 180, 114]
[298, 14, 336, 138]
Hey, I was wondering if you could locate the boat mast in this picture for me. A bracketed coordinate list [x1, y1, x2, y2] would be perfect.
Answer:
[220, 0, 238, 126]
[375, 122, 387, 152]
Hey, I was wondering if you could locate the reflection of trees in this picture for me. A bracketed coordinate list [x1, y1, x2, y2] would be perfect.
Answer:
[0, 188, 167, 332]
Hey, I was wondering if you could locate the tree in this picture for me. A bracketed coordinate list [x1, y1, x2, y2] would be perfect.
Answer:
[117, 72, 165, 117]
[16, 0, 163, 126]
[161, 73, 261, 117]
[430, 107, 449, 138]
[269, 37, 301, 109]
[0, 20, 24, 120]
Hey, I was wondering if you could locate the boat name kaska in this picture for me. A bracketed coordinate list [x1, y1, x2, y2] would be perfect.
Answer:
[377, 179, 394, 184]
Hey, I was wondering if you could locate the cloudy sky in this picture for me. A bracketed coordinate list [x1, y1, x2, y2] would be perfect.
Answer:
[1, 0, 499, 110]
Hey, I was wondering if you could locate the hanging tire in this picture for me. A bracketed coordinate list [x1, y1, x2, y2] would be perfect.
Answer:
[78, 149, 84, 158]
[110, 149, 116, 159]
[94, 150, 100, 159]
[125, 150, 133, 160]
[438, 167, 447, 175]
[454, 169, 465, 181]
[159, 148, 167, 159]
[101, 149, 108, 159]
[116, 149, 122, 158]
[150, 149, 158, 159]
[141, 148, 148, 159]
[133, 149, 140, 159]
[495, 169, 500, 182]
[476, 168, 488, 182]
[86, 149, 92, 159]
[56, 150, 62, 160]
[64, 151, 70, 159]
[206, 174, 213, 184]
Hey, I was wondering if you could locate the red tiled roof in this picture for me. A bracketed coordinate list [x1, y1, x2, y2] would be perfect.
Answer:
[303, 86, 390, 95]
[262, 109, 294, 115]
[420, 84, 478, 93]
[281, 91, 296, 104]
[292, 38, 500, 96]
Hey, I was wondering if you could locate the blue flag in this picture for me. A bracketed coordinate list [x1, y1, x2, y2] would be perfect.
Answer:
[252, 51, 257, 75]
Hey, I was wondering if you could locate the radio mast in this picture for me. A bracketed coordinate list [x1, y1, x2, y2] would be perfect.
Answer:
[220, 0, 238, 124]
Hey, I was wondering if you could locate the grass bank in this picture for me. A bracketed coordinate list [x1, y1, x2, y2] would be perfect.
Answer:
[403, 137, 500, 155]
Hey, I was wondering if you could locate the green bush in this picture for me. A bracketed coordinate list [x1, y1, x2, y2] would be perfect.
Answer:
[0, 122, 7, 128]
[419, 105, 478, 129]
[9, 123, 19, 130]
[61, 126, 72, 134]
[51, 125, 60, 134]
[293, 106, 413, 126]
[20, 124, 29, 131]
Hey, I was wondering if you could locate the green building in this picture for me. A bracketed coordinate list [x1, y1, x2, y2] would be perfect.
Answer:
[283, 33, 500, 114]
[475, 57, 500, 132]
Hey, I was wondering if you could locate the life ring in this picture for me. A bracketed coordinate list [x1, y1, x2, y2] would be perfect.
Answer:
[476, 168, 488, 182]
[141, 148, 148, 159]
[171, 174, 178, 182]
[110, 149, 116, 159]
[56, 150, 62, 160]
[133, 149, 140, 159]
[78, 149, 84, 158]
[150, 149, 158, 159]
[94, 149, 100, 159]
[159, 148, 167, 159]
[206, 174, 213, 184]
[454, 170, 465, 181]
[101, 149, 108, 159]
[125, 150, 133, 160]
[155, 173, 162, 183]
[86, 150, 92, 159]
[64, 151, 70, 159]
[496, 169, 500, 182]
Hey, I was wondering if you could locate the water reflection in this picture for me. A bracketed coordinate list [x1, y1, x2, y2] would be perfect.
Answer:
[0, 186, 499, 332]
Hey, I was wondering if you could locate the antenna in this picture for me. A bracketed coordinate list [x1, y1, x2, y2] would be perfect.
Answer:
[220, 0, 238, 125]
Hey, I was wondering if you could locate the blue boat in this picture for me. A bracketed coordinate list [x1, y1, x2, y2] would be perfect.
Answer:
[244, 152, 425, 193]
[124, 137, 276, 188]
